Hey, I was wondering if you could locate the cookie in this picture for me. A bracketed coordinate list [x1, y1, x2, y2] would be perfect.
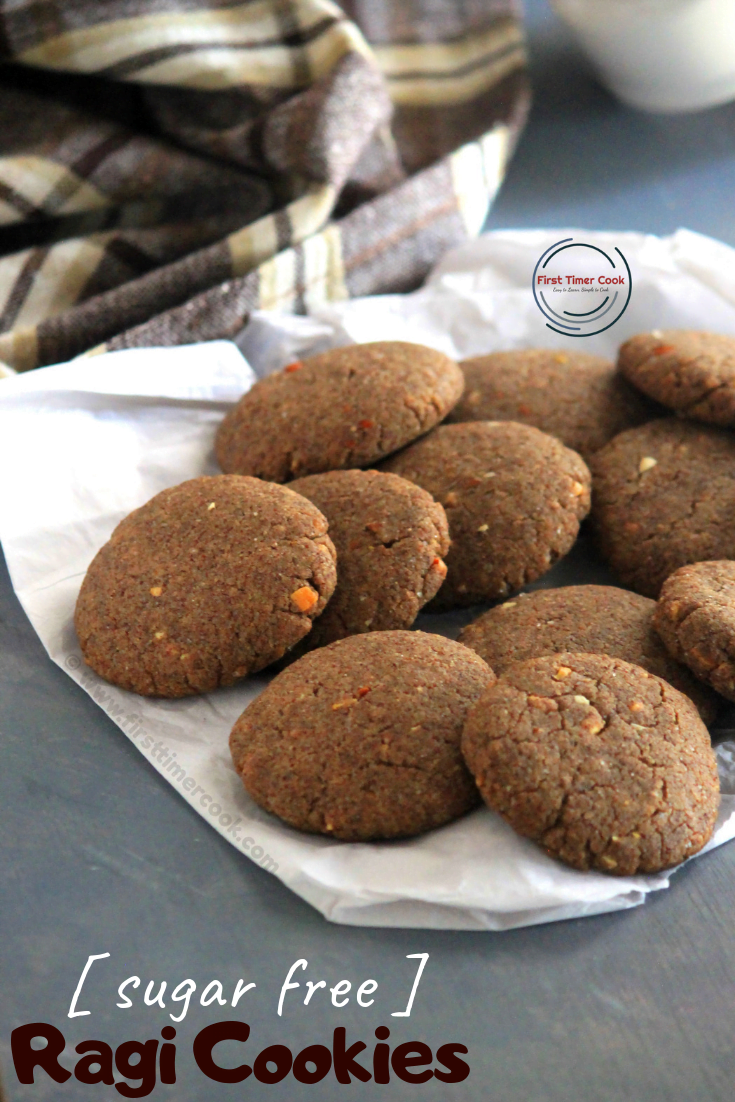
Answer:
[448, 349, 650, 459]
[75, 475, 337, 697]
[655, 561, 735, 701]
[381, 421, 591, 608]
[458, 585, 718, 724]
[590, 417, 735, 597]
[619, 329, 735, 426]
[215, 341, 464, 482]
[229, 630, 494, 840]
[461, 652, 720, 875]
[289, 469, 449, 647]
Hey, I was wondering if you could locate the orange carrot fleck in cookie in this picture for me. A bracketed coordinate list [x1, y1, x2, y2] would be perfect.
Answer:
[290, 585, 318, 612]
[430, 557, 448, 578]
[284, 361, 303, 373]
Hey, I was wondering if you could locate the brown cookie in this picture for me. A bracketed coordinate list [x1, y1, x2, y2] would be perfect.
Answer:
[215, 341, 464, 481]
[448, 349, 650, 459]
[289, 469, 449, 647]
[619, 329, 735, 426]
[459, 585, 718, 724]
[461, 652, 720, 875]
[75, 475, 336, 697]
[230, 630, 494, 840]
[590, 418, 735, 597]
[655, 561, 735, 701]
[381, 421, 591, 608]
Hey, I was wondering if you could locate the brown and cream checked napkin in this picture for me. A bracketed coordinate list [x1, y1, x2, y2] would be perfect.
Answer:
[0, 0, 529, 374]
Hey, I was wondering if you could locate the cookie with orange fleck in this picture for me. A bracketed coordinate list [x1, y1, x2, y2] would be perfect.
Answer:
[74, 475, 336, 697]
[448, 349, 650, 458]
[230, 631, 494, 840]
[590, 418, 735, 596]
[381, 421, 591, 608]
[619, 329, 735, 425]
[215, 341, 464, 481]
[654, 561, 735, 701]
[461, 652, 720, 875]
[458, 585, 718, 725]
[289, 469, 449, 646]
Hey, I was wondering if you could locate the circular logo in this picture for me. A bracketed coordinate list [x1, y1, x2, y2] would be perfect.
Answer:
[532, 237, 632, 337]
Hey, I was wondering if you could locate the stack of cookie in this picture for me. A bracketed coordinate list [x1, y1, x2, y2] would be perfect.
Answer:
[75, 331, 735, 878]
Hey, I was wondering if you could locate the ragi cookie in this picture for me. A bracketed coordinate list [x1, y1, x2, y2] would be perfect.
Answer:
[289, 469, 449, 647]
[461, 652, 720, 875]
[590, 417, 735, 597]
[75, 475, 337, 697]
[230, 630, 494, 841]
[619, 329, 735, 426]
[458, 585, 718, 724]
[448, 349, 650, 459]
[655, 561, 735, 701]
[215, 341, 464, 482]
[381, 421, 591, 608]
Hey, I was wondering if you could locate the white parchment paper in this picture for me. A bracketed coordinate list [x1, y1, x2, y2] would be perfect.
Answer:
[3, 228, 735, 931]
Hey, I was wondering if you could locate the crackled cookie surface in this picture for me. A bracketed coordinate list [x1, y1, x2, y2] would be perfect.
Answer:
[590, 418, 735, 597]
[655, 561, 735, 701]
[382, 421, 591, 608]
[461, 652, 720, 875]
[449, 349, 650, 458]
[215, 341, 464, 481]
[619, 329, 735, 425]
[289, 469, 449, 646]
[459, 584, 718, 724]
[230, 630, 494, 840]
[75, 475, 336, 697]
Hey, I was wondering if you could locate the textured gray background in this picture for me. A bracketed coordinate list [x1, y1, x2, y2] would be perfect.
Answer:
[4, 1, 735, 1098]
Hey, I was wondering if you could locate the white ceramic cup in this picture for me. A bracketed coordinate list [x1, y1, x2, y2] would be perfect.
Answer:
[549, 0, 735, 112]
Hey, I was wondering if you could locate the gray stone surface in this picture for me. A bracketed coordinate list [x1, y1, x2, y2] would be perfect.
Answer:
[5, 2, 735, 1098]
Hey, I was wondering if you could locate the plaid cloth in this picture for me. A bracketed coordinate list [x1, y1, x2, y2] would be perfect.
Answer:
[0, 0, 529, 373]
